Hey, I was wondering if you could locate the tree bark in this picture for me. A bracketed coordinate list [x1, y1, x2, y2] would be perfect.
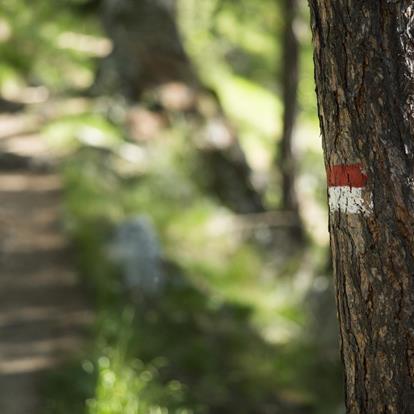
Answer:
[308, 1, 414, 413]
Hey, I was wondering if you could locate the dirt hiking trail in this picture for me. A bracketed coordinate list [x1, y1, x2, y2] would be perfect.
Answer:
[0, 111, 93, 414]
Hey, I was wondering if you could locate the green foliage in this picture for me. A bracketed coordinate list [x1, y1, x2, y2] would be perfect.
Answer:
[86, 309, 191, 414]
[37, 104, 340, 411]
[0, 0, 102, 93]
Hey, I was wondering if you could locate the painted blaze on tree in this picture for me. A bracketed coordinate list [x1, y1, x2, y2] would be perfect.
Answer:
[308, 1, 414, 414]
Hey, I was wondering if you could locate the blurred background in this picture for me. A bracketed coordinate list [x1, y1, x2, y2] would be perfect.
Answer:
[0, 0, 344, 413]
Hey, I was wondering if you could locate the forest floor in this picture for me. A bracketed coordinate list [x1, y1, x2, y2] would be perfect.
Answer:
[0, 111, 93, 414]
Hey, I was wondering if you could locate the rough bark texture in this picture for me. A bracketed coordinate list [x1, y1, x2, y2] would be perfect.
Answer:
[308, 1, 414, 413]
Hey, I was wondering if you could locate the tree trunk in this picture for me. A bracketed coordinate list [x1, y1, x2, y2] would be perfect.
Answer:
[308, 2, 414, 413]
[100, 0, 197, 98]
[97, 0, 265, 214]
[277, 0, 304, 240]
[279, 0, 300, 214]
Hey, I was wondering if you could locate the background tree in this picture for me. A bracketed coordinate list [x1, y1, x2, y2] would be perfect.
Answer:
[278, 0, 300, 218]
[274, 0, 305, 243]
[95, 0, 265, 214]
[98, 0, 196, 98]
[308, 2, 414, 412]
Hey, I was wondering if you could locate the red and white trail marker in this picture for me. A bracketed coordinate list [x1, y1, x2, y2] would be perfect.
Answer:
[327, 163, 373, 215]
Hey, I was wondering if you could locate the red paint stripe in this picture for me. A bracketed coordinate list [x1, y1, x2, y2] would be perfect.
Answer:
[327, 163, 368, 188]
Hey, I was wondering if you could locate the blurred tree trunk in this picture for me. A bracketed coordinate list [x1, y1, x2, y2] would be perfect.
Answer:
[96, 0, 265, 214]
[278, 0, 300, 214]
[100, 0, 197, 98]
[277, 0, 303, 240]
[309, 1, 414, 413]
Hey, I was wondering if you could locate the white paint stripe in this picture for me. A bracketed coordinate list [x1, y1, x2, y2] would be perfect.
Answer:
[328, 186, 373, 215]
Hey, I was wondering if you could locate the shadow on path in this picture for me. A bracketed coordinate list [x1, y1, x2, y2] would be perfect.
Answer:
[0, 114, 93, 414]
